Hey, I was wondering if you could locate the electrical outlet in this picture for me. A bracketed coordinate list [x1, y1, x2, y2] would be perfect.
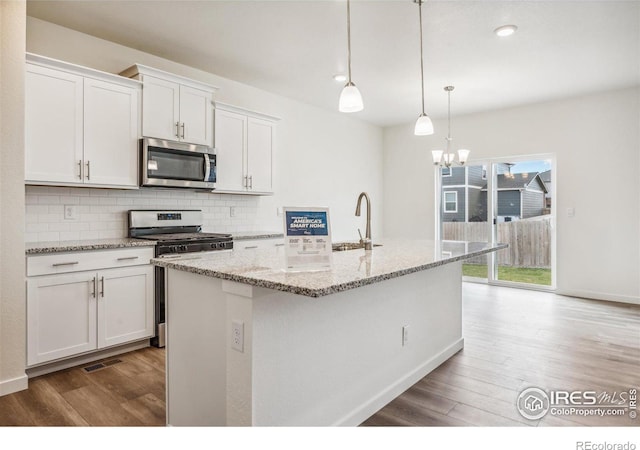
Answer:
[231, 320, 244, 352]
[64, 205, 78, 220]
[402, 325, 410, 346]
[230, 206, 236, 217]
[276, 207, 283, 217]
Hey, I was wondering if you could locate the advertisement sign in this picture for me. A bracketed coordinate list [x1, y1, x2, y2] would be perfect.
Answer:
[283, 207, 332, 270]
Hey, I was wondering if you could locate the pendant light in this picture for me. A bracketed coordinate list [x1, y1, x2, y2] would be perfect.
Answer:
[432, 86, 470, 167]
[414, 0, 433, 135]
[338, 0, 364, 112]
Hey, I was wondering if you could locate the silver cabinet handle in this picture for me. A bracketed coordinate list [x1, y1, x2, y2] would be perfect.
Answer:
[275, 243, 285, 247]
[117, 256, 139, 261]
[85, 161, 91, 180]
[180, 122, 185, 139]
[78, 160, 83, 180]
[243, 176, 248, 188]
[244, 245, 259, 249]
[90, 277, 96, 298]
[249, 175, 253, 189]
[52, 261, 79, 267]
[175, 122, 180, 138]
[100, 276, 105, 298]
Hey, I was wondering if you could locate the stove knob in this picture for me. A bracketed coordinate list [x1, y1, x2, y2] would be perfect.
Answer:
[180, 245, 188, 252]
[210, 243, 218, 249]
[170, 246, 177, 253]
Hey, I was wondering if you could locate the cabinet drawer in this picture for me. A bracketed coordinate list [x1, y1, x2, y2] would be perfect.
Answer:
[234, 238, 284, 251]
[27, 247, 154, 277]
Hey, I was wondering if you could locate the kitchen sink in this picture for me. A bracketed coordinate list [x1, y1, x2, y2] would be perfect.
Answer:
[332, 242, 382, 252]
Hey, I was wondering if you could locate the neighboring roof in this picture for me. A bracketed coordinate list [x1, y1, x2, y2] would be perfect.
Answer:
[482, 173, 548, 192]
[539, 170, 551, 183]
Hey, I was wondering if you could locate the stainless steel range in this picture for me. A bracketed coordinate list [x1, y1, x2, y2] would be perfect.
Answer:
[128, 210, 233, 347]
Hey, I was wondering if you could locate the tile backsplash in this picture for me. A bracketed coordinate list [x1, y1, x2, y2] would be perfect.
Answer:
[25, 185, 265, 243]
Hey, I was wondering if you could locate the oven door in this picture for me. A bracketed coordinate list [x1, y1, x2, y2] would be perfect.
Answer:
[142, 138, 216, 189]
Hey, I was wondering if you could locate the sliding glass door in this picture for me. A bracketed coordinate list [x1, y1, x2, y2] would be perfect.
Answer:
[438, 157, 556, 289]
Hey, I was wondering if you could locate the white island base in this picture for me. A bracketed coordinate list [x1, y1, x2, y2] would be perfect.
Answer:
[165, 261, 464, 426]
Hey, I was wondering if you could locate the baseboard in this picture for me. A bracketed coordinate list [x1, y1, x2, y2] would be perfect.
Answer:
[332, 337, 465, 426]
[558, 289, 640, 306]
[26, 339, 150, 378]
[0, 373, 28, 396]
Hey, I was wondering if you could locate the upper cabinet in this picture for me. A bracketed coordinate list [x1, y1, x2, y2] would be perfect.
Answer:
[120, 65, 217, 147]
[25, 53, 140, 189]
[214, 103, 279, 195]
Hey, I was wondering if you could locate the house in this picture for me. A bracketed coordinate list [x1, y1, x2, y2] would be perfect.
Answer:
[441, 166, 548, 222]
[441, 165, 486, 222]
[539, 169, 553, 210]
[0, 0, 638, 440]
[480, 172, 548, 222]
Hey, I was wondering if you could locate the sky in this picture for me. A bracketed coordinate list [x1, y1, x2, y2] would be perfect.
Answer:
[510, 160, 552, 174]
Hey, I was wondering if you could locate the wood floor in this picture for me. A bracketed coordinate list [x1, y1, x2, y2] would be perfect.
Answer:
[363, 283, 640, 426]
[1, 283, 638, 427]
[0, 346, 166, 426]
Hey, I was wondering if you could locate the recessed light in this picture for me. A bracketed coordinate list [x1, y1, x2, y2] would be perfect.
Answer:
[333, 74, 347, 83]
[494, 24, 518, 37]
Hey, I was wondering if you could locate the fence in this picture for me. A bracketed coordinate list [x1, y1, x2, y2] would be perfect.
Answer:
[442, 216, 551, 268]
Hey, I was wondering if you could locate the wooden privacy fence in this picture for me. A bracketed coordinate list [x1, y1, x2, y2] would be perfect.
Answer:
[442, 216, 551, 268]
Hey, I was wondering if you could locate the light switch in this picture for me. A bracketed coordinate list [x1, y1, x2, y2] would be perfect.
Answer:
[567, 207, 575, 218]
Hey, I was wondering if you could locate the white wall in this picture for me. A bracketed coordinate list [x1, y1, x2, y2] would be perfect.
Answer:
[26, 17, 384, 242]
[384, 87, 640, 304]
[0, 0, 28, 395]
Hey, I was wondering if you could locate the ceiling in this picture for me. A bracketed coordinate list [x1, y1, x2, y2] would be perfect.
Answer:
[26, 0, 640, 127]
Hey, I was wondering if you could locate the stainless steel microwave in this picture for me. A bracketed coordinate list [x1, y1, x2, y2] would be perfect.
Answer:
[141, 138, 216, 190]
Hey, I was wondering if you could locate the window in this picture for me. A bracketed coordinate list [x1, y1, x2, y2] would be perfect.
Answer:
[444, 191, 458, 213]
[441, 167, 451, 177]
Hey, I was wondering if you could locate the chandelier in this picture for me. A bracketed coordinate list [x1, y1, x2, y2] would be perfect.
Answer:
[432, 86, 470, 167]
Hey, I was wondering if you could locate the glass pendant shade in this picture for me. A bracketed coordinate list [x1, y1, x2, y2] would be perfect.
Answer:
[339, 82, 364, 113]
[414, 113, 434, 135]
[431, 150, 443, 165]
[457, 149, 470, 165]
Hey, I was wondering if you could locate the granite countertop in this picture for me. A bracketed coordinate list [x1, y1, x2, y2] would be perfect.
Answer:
[25, 238, 157, 254]
[232, 231, 284, 240]
[152, 239, 507, 298]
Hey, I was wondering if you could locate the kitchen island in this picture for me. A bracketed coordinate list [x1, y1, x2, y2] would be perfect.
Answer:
[153, 239, 506, 426]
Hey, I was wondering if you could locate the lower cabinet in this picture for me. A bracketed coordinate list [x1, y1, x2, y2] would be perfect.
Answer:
[26, 248, 154, 367]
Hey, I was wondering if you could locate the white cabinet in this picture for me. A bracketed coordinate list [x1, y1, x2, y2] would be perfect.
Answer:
[25, 53, 140, 188]
[26, 247, 154, 367]
[120, 64, 216, 146]
[214, 103, 279, 195]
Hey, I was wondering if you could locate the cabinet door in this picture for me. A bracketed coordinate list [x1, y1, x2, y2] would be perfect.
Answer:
[84, 78, 139, 187]
[25, 64, 84, 184]
[97, 265, 154, 349]
[247, 117, 274, 192]
[214, 109, 247, 191]
[179, 85, 213, 146]
[27, 273, 97, 366]
[141, 75, 180, 141]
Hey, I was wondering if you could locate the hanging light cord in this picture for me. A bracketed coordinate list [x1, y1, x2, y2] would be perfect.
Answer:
[418, 0, 425, 114]
[347, 0, 353, 84]
[446, 88, 452, 153]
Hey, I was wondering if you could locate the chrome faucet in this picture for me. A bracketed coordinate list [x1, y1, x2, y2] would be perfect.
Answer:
[355, 192, 372, 250]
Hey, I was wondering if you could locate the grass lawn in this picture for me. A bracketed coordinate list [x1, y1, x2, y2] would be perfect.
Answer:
[462, 264, 552, 286]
